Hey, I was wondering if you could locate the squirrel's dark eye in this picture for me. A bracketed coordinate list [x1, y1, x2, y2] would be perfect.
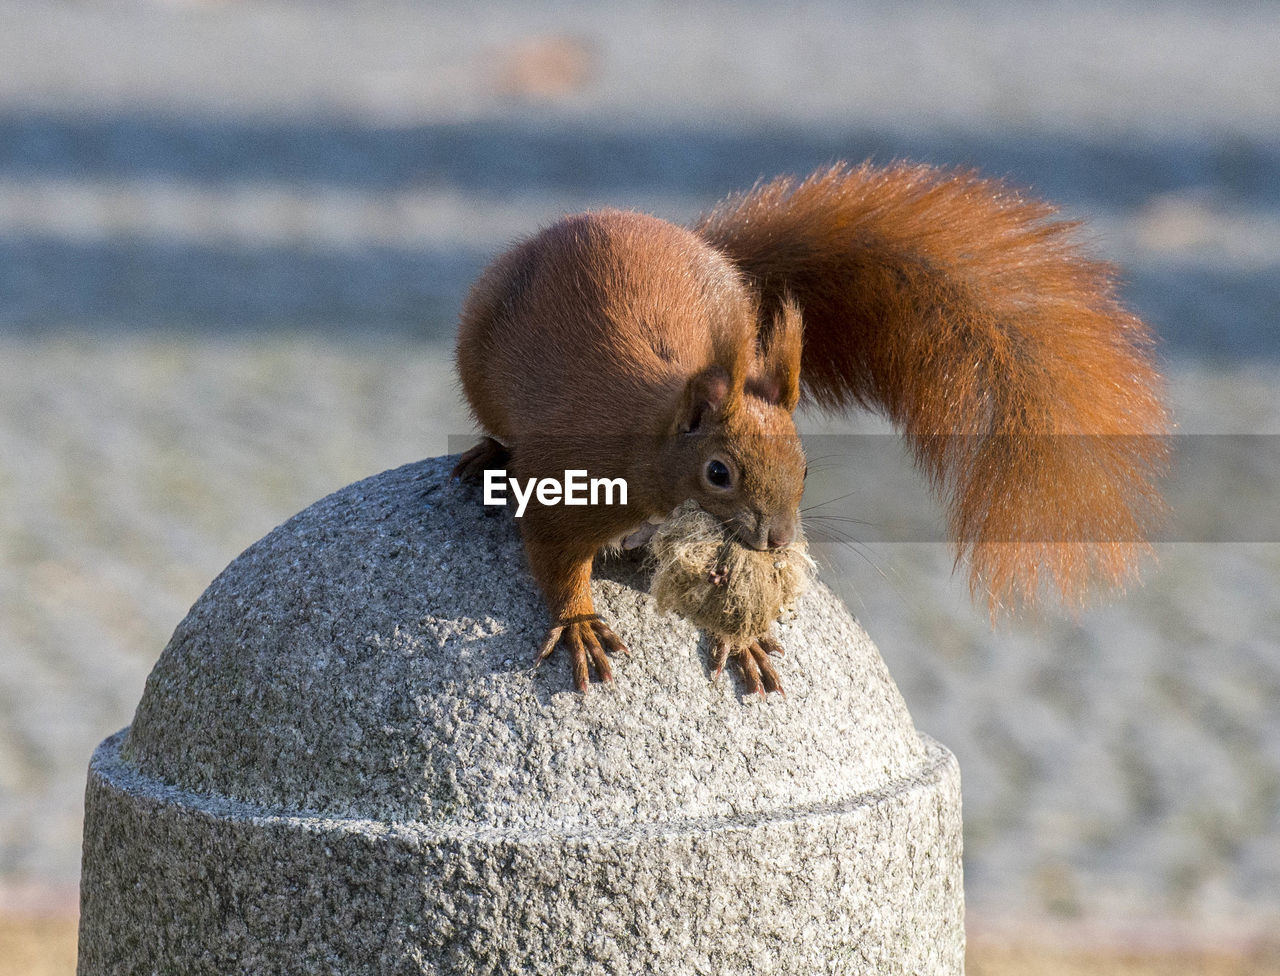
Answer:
[705, 459, 732, 489]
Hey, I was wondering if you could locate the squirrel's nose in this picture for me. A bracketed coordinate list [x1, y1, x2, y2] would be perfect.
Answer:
[766, 517, 796, 549]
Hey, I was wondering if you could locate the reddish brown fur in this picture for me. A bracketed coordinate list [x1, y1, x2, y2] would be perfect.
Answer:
[456, 162, 1169, 689]
[455, 210, 805, 688]
[697, 163, 1169, 612]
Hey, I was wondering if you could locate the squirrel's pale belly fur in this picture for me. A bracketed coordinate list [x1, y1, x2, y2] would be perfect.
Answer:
[453, 162, 1169, 694]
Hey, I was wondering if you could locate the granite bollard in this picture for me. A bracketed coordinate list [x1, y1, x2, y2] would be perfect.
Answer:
[77, 456, 965, 974]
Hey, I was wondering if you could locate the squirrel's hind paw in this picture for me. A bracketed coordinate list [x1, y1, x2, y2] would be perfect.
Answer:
[452, 436, 511, 484]
[712, 634, 785, 698]
[535, 616, 629, 692]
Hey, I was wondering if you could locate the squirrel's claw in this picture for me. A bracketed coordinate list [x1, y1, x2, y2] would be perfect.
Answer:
[712, 635, 785, 698]
[711, 640, 733, 679]
[535, 616, 628, 692]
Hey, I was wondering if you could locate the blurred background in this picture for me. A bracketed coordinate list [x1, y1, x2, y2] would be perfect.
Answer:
[0, 1, 1277, 972]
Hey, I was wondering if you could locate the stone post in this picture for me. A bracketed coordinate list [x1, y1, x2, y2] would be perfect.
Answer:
[78, 456, 964, 974]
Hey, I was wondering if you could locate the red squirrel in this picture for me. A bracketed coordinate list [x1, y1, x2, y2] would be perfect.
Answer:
[453, 162, 1168, 694]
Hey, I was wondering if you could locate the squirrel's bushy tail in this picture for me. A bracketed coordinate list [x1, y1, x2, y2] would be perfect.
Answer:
[696, 162, 1169, 613]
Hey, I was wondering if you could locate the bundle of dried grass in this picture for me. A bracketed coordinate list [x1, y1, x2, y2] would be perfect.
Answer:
[649, 502, 813, 640]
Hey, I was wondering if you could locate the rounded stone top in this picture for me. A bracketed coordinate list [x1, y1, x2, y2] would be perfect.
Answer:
[124, 456, 929, 833]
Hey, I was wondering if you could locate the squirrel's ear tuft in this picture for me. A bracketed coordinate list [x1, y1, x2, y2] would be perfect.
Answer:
[676, 365, 736, 434]
[749, 299, 802, 412]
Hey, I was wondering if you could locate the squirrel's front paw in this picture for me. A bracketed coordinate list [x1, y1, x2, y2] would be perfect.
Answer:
[535, 615, 629, 692]
[712, 633, 785, 697]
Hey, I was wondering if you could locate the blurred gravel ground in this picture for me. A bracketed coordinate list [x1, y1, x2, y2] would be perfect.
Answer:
[0, 0, 1277, 950]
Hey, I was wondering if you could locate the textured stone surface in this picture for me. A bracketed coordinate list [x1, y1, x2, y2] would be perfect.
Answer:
[78, 455, 964, 974]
